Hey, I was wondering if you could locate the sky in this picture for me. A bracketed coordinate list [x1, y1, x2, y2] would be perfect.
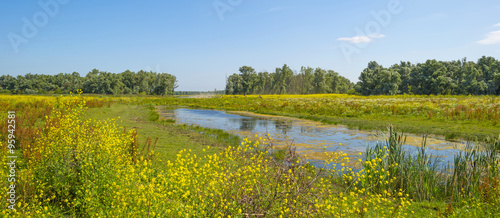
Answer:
[1, 0, 500, 91]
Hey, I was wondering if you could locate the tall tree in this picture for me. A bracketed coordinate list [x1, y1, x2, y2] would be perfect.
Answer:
[356, 61, 382, 95]
[377, 69, 401, 95]
[313, 68, 329, 94]
[239, 66, 257, 95]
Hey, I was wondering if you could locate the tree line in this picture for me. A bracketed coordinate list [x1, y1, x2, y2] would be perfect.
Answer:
[355, 56, 500, 95]
[226, 56, 500, 96]
[225, 65, 354, 95]
[0, 69, 178, 95]
[2, 56, 499, 96]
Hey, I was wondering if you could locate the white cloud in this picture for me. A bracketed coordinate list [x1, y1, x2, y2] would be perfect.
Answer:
[476, 30, 500, 45]
[369, 34, 385, 39]
[337, 34, 385, 44]
[494, 23, 500, 27]
[338, 36, 372, 43]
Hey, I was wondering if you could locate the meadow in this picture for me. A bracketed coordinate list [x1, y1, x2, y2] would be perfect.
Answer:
[143, 94, 500, 141]
[0, 93, 498, 217]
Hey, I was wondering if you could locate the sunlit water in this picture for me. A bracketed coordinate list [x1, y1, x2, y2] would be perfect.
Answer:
[158, 107, 465, 167]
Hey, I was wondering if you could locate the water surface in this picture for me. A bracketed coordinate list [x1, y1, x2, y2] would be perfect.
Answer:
[158, 107, 465, 166]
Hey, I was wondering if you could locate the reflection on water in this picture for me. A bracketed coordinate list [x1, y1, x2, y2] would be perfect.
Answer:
[158, 107, 465, 165]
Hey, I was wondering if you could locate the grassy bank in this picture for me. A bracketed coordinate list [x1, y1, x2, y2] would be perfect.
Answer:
[82, 102, 241, 168]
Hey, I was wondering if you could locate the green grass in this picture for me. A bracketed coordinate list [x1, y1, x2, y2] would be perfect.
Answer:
[81, 102, 499, 217]
[82, 102, 240, 169]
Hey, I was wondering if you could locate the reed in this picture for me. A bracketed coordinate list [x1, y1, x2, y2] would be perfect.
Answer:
[361, 126, 500, 206]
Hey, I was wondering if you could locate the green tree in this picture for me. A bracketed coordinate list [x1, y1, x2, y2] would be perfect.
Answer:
[356, 61, 382, 95]
[377, 69, 401, 95]
[300, 66, 314, 94]
[273, 65, 293, 94]
[477, 56, 500, 94]
[154, 73, 178, 95]
[239, 66, 257, 95]
[313, 68, 329, 94]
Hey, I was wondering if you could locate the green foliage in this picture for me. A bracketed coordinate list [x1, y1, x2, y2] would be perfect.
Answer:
[356, 56, 500, 96]
[0, 69, 177, 95]
[145, 103, 156, 110]
[226, 65, 354, 95]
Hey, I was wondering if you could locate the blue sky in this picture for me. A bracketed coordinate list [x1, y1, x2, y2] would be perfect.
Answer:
[1, 0, 499, 91]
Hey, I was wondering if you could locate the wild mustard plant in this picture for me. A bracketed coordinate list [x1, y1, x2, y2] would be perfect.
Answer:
[0, 93, 498, 216]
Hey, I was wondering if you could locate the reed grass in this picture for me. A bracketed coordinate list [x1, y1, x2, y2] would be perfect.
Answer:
[360, 126, 500, 209]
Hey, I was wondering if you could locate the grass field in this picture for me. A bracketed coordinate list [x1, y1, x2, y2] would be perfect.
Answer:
[0, 93, 499, 217]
